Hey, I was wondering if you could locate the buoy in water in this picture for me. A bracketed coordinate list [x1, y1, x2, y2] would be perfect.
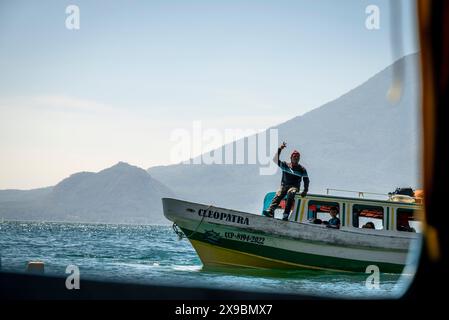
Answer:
[26, 261, 45, 273]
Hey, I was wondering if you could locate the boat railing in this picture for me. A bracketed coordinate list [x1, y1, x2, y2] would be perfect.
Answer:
[326, 188, 389, 199]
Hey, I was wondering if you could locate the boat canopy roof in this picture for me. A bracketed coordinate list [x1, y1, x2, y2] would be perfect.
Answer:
[263, 191, 422, 210]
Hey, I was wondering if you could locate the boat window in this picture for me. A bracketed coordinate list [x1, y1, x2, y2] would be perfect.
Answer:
[274, 198, 300, 219]
[307, 200, 340, 223]
[262, 192, 300, 219]
[352, 204, 384, 230]
[397, 208, 421, 233]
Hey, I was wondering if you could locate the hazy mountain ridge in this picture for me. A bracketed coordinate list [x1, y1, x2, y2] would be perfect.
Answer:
[147, 53, 421, 213]
[0, 54, 421, 221]
[0, 162, 174, 224]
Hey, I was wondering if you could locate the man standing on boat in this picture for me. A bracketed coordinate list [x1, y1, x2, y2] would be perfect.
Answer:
[263, 142, 310, 221]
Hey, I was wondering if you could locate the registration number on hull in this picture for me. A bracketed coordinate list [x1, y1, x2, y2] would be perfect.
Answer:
[224, 232, 265, 245]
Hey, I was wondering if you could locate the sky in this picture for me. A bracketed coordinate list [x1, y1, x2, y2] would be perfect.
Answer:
[0, 0, 419, 189]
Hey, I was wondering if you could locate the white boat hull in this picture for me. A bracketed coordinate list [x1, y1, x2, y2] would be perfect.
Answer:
[163, 198, 418, 273]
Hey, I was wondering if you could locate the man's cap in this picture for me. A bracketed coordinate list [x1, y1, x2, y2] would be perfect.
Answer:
[291, 150, 300, 157]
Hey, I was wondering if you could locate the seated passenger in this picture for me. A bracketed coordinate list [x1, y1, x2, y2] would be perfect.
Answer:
[397, 212, 416, 232]
[325, 206, 340, 229]
[312, 207, 340, 228]
[362, 221, 375, 229]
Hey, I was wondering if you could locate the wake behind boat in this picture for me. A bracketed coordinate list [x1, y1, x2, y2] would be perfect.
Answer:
[162, 190, 422, 273]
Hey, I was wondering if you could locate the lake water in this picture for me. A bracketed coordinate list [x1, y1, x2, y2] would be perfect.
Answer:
[0, 220, 413, 298]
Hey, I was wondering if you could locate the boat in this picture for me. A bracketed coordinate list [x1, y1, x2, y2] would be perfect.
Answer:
[162, 189, 422, 273]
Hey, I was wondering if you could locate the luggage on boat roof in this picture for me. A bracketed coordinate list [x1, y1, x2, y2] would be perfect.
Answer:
[389, 187, 415, 197]
[388, 187, 424, 204]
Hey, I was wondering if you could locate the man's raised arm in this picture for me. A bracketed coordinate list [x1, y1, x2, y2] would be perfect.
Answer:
[273, 142, 287, 165]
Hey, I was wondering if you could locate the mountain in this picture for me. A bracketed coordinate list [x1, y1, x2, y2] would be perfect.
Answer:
[148, 53, 421, 213]
[0, 187, 53, 202]
[0, 162, 174, 224]
[0, 54, 421, 220]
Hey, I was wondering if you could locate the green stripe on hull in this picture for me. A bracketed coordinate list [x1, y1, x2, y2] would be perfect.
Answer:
[181, 227, 405, 274]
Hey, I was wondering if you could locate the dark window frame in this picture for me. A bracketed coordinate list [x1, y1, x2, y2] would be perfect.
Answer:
[352, 204, 385, 230]
[307, 200, 340, 222]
